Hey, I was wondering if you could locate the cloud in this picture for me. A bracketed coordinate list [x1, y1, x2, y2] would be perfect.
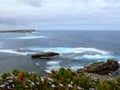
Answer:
[0, 0, 120, 30]
[20, 0, 42, 7]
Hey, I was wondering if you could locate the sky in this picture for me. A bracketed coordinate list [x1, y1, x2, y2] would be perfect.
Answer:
[0, 0, 120, 30]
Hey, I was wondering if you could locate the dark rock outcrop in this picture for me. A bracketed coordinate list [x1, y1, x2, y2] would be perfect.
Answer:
[77, 59, 119, 75]
[31, 52, 59, 59]
[0, 29, 36, 33]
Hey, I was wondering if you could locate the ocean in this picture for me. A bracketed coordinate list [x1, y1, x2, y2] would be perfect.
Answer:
[0, 30, 120, 75]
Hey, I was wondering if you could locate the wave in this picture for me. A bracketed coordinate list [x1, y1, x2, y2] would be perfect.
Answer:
[0, 49, 34, 55]
[9, 33, 50, 40]
[45, 61, 84, 73]
[45, 66, 61, 73]
[70, 54, 114, 60]
[29, 47, 109, 55]
[70, 66, 84, 70]
[15, 35, 49, 39]
[29, 47, 112, 60]
[45, 66, 83, 73]
[45, 61, 61, 73]
[46, 61, 61, 65]
[0, 47, 118, 60]
[35, 63, 40, 66]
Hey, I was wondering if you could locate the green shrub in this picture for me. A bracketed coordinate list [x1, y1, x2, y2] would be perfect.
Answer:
[13, 69, 20, 76]
[1, 72, 10, 79]
[0, 68, 120, 90]
[90, 61, 104, 66]
[117, 76, 120, 83]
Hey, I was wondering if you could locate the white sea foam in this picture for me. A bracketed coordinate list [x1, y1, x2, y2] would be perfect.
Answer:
[45, 61, 84, 73]
[29, 47, 111, 60]
[82, 55, 113, 59]
[45, 65, 84, 73]
[70, 66, 83, 70]
[45, 66, 61, 73]
[118, 61, 120, 64]
[47, 61, 61, 65]
[35, 63, 39, 66]
[61, 55, 113, 60]
[29, 47, 109, 54]
[15, 35, 49, 39]
[0, 49, 34, 55]
[45, 61, 61, 73]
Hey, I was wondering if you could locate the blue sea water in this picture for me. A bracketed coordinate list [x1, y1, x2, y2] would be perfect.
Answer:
[0, 30, 120, 75]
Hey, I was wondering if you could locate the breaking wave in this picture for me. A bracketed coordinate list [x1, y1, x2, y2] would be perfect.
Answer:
[45, 61, 84, 73]
[10, 33, 50, 40]
[29, 47, 113, 60]
[45, 61, 61, 73]
[0, 47, 116, 60]
[0, 49, 34, 55]
[70, 66, 84, 70]
[15, 35, 49, 39]
[29, 47, 109, 54]
[46, 61, 61, 65]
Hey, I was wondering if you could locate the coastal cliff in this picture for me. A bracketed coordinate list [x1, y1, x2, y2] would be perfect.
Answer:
[0, 29, 36, 33]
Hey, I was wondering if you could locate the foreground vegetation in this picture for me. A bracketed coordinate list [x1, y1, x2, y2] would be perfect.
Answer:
[0, 68, 120, 90]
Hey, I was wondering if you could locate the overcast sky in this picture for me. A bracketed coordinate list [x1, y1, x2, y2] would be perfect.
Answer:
[0, 0, 120, 30]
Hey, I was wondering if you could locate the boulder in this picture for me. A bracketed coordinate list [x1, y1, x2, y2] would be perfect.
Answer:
[77, 59, 119, 75]
[31, 52, 59, 59]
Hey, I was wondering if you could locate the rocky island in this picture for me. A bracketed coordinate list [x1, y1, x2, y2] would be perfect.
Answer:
[31, 52, 59, 59]
[0, 29, 36, 33]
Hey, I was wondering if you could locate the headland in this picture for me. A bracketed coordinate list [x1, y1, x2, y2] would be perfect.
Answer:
[0, 29, 36, 33]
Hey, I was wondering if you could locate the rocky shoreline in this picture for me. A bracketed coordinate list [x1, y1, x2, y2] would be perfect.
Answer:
[77, 59, 120, 81]
[31, 52, 120, 81]
[77, 59, 119, 75]
[31, 52, 120, 78]
[0, 55, 120, 89]
[0, 29, 36, 33]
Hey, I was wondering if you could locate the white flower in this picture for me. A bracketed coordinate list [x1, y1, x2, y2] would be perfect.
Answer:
[8, 80, 13, 83]
[14, 76, 18, 79]
[12, 84, 15, 87]
[0, 77, 2, 80]
[4, 82, 9, 85]
[6, 76, 13, 79]
[89, 88, 95, 90]
[48, 78, 54, 82]
[41, 77, 44, 82]
[31, 82, 35, 85]
[25, 86, 29, 88]
[36, 82, 40, 85]
[52, 84, 55, 88]
[68, 84, 72, 88]
[78, 86, 82, 90]
[0, 84, 5, 88]
[59, 83, 63, 87]
[70, 81, 73, 84]
[27, 79, 31, 82]
[7, 86, 11, 89]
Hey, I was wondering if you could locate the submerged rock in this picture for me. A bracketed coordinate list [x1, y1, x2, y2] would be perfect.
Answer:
[31, 52, 59, 59]
[77, 59, 119, 75]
